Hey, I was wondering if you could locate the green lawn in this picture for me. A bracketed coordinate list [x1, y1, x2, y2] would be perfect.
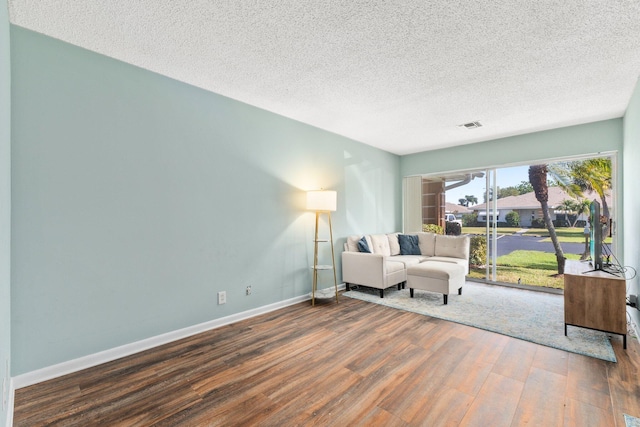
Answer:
[468, 250, 582, 289]
[462, 226, 612, 288]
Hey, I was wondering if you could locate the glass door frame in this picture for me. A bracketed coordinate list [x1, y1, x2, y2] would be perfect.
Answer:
[404, 151, 619, 288]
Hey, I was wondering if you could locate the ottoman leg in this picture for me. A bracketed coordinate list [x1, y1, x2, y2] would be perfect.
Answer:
[458, 287, 462, 295]
[443, 294, 448, 305]
[410, 288, 414, 298]
[379, 289, 384, 298]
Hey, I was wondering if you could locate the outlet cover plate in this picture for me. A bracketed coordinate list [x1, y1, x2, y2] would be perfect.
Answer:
[218, 291, 226, 305]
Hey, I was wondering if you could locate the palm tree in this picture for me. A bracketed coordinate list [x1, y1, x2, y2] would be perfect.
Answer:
[569, 158, 612, 235]
[458, 198, 469, 207]
[557, 199, 579, 227]
[465, 194, 478, 206]
[529, 165, 566, 274]
[557, 198, 591, 227]
[575, 199, 592, 227]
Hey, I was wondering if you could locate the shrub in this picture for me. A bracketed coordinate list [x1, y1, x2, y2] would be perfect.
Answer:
[531, 218, 546, 228]
[469, 235, 487, 267]
[553, 219, 570, 227]
[446, 221, 462, 236]
[505, 211, 520, 227]
[422, 223, 444, 234]
[462, 213, 478, 227]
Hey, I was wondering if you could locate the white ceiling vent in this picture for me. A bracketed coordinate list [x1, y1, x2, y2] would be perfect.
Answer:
[459, 121, 483, 129]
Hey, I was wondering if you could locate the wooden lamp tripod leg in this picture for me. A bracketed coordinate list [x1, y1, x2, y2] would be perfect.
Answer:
[328, 212, 338, 303]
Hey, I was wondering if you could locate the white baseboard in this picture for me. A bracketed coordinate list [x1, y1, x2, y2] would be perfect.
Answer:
[4, 378, 13, 427]
[13, 286, 344, 390]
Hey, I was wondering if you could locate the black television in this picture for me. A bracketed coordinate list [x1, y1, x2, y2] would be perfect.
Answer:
[589, 200, 603, 270]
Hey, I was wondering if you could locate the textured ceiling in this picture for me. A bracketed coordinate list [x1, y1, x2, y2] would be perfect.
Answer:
[8, 1, 640, 155]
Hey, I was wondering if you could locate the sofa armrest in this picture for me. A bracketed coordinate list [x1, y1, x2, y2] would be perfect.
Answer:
[342, 252, 386, 288]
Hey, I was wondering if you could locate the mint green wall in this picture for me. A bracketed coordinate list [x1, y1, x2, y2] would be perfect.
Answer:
[0, 2, 11, 426]
[10, 27, 401, 375]
[623, 78, 640, 332]
[401, 119, 623, 178]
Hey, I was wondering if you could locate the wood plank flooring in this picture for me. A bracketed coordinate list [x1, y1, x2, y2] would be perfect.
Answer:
[13, 294, 640, 426]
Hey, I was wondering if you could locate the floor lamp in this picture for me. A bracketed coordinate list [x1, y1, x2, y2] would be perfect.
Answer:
[307, 190, 339, 306]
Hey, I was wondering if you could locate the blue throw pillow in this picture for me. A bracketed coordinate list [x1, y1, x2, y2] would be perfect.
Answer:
[398, 234, 420, 255]
[357, 236, 371, 253]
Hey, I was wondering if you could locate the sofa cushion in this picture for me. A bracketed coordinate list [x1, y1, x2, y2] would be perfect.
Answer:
[417, 232, 437, 256]
[347, 235, 373, 253]
[426, 257, 469, 275]
[407, 261, 464, 280]
[387, 233, 401, 256]
[370, 234, 391, 256]
[358, 236, 372, 253]
[386, 260, 406, 274]
[346, 235, 361, 252]
[435, 235, 470, 259]
[398, 234, 421, 255]
[390, 255, 428, 266]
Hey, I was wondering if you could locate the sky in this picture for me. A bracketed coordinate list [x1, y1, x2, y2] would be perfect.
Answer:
[445, 165, 529, 205]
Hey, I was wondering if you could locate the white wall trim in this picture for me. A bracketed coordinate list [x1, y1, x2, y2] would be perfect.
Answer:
[4, 378, 13, 427]
[13, 287, 343, 390]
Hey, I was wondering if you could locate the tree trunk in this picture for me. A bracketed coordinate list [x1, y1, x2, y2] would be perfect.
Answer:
[541, 199, 566, 274]
[529, 164, 565, 275]
[557, 254, 566, 274]
[600, 196, 610, 237]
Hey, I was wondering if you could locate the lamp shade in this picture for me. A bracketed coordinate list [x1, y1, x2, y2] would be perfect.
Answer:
[306, 190, 337, 212]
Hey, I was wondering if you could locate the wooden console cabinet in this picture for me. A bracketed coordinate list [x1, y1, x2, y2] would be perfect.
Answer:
[564, 260, 627, 349]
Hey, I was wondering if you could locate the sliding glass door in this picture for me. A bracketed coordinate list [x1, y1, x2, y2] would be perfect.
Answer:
[403, 154, 616, 290]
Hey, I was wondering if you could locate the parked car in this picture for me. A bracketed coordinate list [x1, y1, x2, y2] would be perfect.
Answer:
[445, 213, 462, 225]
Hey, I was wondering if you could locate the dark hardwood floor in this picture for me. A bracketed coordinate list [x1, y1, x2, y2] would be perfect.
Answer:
[13, 293, 640, 426]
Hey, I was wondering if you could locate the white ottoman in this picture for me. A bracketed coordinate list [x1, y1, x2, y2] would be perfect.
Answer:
[406, 261, 465, 304]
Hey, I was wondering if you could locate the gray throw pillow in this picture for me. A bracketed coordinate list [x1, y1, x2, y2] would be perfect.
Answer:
[398, 234, 420, 255]
[358, 236, 372, 253]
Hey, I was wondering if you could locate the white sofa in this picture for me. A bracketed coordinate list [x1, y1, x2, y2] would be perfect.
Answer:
[342, 232, 470, 298]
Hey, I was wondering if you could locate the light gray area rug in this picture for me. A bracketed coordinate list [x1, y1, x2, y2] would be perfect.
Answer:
[343, 282, 617, 362]
[625, 414, 640, 427]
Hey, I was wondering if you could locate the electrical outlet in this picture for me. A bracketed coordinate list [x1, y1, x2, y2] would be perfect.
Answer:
[246, 286, 252, 296]
[217, 291, 226, 305]
[630, 294, 638, 308]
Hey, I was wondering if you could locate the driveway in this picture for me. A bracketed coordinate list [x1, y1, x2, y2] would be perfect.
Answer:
[491, 234, 587, 257]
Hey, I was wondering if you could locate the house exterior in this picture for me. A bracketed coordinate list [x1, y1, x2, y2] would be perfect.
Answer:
[470, 187, 612, 227]
[445, 202, 473, 219]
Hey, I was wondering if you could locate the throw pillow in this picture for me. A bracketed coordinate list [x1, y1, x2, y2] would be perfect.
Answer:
[398, 234, 421, 255]
[370, 234, 391, 256]
[435, 235, 470, 259]
[358, 236, 372, 253]
[417, 232, 436, 256]
[346, 235, 362, 252]
[387, 233, 401, 256]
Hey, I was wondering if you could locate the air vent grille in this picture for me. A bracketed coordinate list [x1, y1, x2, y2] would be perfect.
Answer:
[459, 121, 483, 129]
